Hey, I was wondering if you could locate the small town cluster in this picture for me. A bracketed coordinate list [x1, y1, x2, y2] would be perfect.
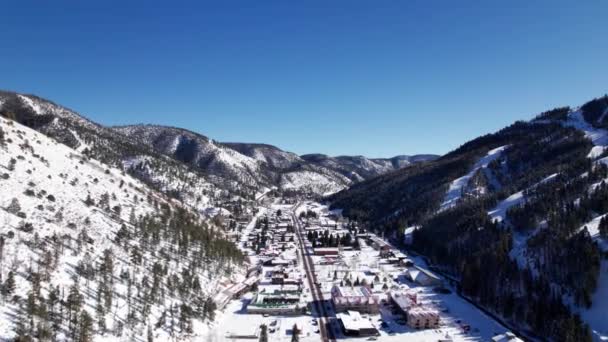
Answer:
[205, 199, 521, 342]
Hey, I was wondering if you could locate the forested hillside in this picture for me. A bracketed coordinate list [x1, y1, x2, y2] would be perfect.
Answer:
[0, 116, 243, 341]
[330, 97, 608, 341]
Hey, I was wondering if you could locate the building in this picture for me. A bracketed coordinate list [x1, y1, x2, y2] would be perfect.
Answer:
[314, 247, 339, 256]
[225, 325, 260, 339]
[213, 290, 232, 310]
[403, 225, 419, 245]
[337, 311, 379, 337]
[492, 332, 524, 342]
[331, 286, 379, 314]
[405, 266, 442, 286]
[407, 307, 440, 329]
[246, 285, 304, 315]
[389, 290, 418, 314]
[369, 237, 392, 257]
[389, 290, 440, 329]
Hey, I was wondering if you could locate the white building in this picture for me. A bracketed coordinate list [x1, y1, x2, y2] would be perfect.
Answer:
[405, 266, 442, 286]
[492, 332, 524, 342]
[337, 311, 379, 337]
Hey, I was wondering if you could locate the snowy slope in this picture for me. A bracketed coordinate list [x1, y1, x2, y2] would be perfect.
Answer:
[280, 170, 349, 196]
[222, 142, 304, 170]
[439, 145, 508, 211]
[0, 117, 243, 341]
[112, 125, 264, 188]
[0, 91, 228, 211]
[560, 110, 608, 159]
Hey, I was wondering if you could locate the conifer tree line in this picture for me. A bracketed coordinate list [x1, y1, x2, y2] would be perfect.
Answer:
[332, 118, 605, 341]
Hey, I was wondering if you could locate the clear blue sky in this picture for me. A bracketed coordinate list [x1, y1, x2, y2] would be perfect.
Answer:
[1, 1, 607, 157]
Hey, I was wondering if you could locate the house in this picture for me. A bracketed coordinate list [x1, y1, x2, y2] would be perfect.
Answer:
[337, 311, 379, 337]
[405, 266, 442, 286]
[314, 247, 339, 256]
[331, 285, 379, 314]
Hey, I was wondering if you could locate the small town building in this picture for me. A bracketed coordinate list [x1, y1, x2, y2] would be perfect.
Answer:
[337, 311, 379, 337]
[247, 286, 304, 315]
[405, 266, 442, 286]
[314, 247, 339, 256]
[389, 290, 440, 329]
[492, 332, 524, 342]
[331, 285, 379, 314]
[225, 325, 260, 339]
[369, 237, 392, 257]
[407, 307, 440, 329]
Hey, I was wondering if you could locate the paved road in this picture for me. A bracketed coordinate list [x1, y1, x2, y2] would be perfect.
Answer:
[291, 203, 337, 342]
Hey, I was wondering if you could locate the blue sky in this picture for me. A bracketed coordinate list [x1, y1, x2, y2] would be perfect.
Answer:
[1, 1, 607, 157]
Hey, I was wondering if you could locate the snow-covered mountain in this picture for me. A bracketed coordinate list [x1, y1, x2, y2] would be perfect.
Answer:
[0, 90, 433, 198]
[0, 116, 244, 341]
[301, 153, 437, 182]
[0, 91, 227, 211]
[222, 142, 304, 170]
[112, 125, 267, 190]
[330, 96, 608, 341]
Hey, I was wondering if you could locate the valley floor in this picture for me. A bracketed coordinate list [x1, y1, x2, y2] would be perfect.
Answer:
[204, 200, 515, 342]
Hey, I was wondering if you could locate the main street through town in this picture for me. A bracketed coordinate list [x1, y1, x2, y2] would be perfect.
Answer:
[291, 202, 337, 342]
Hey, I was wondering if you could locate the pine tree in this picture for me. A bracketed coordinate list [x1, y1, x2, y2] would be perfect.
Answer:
[6, 198, 21, 214]
[599, 217, 608, 238]
[291, 324, 300, 342]
[67, 284, 83, 333]
[78, 310, 94, 342]
[205, 297, 217, 321]
[147, 324, 154, 342]
[259, 324, 268, 342]
[84, 194, 95, 207]
[2, 271, 15, 298]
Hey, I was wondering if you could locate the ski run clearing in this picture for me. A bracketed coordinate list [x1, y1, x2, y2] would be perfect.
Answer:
[439, 145, 508, 212]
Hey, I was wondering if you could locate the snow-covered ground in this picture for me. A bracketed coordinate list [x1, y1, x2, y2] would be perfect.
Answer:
[281, 170, 348, 196]
[488, 173, 558, 223]
[0, 117, 240, 341]
[556, 109, 608, 159]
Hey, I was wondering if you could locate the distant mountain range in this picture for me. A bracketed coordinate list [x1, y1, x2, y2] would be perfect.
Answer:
[0, 90, 436, 198]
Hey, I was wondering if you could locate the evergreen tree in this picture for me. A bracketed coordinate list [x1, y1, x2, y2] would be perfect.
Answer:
[6, 198, 21, 214]
[291, 324, 300, 342]
[78, 310, 94, 342]
[2, 271, 15, 298]
[259, 324, 268, 342]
